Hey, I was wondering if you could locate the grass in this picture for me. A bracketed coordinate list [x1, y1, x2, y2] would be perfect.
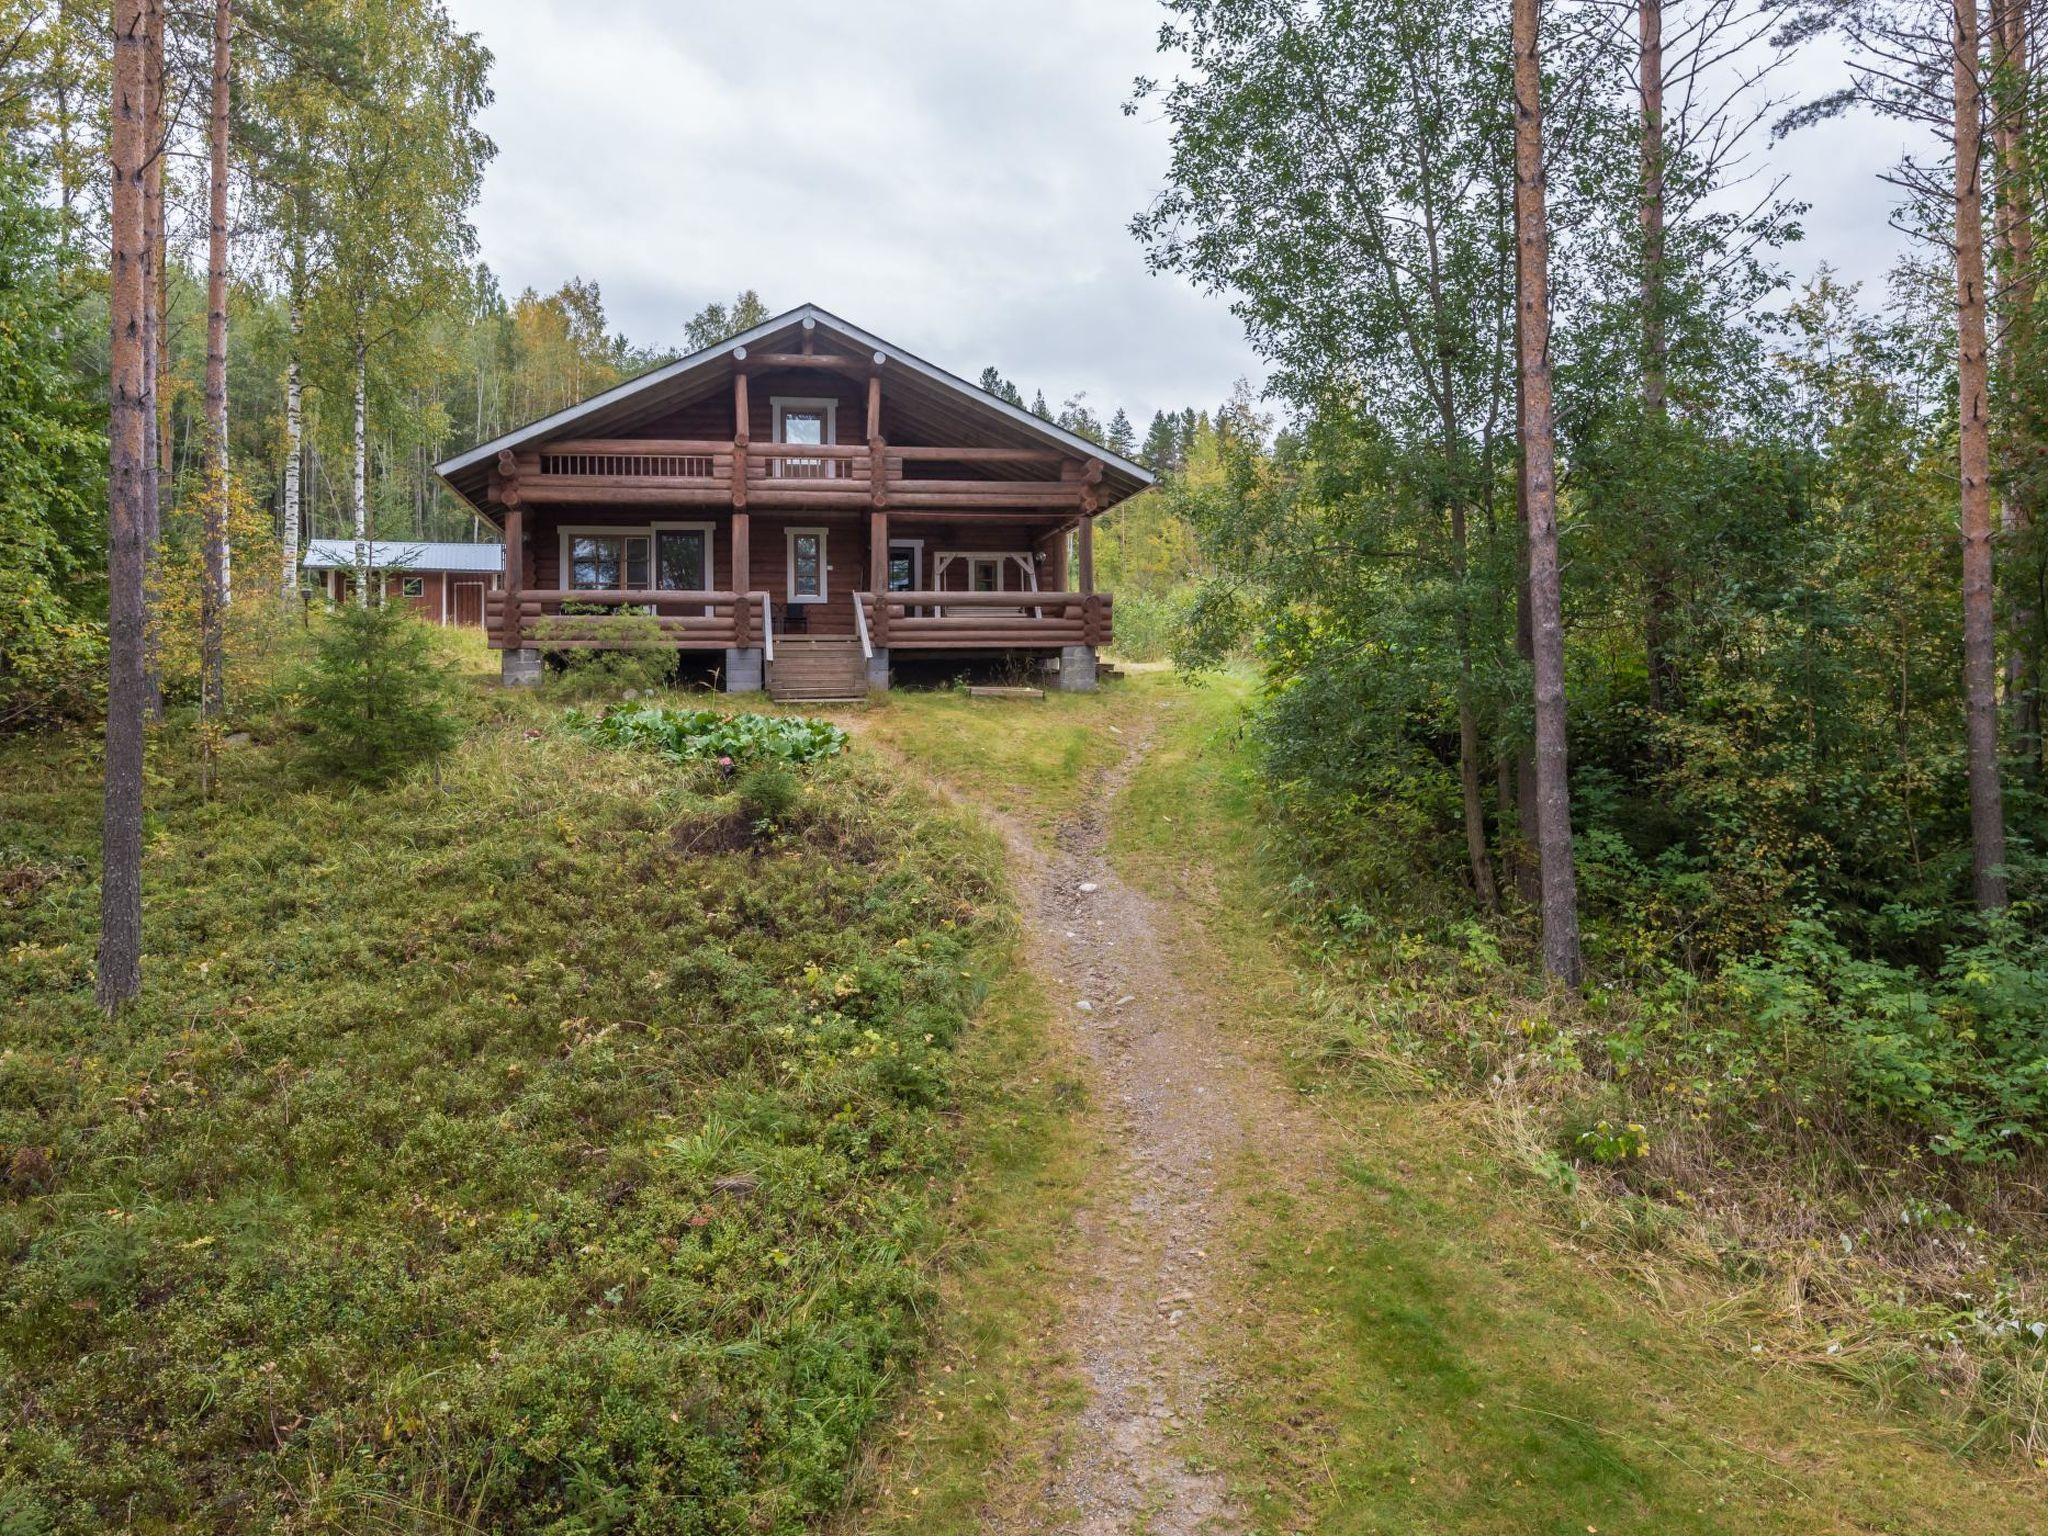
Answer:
[1102, 668, 2047, 1532]
[0, 654, 1032, 1534]
[830, 958, 1101, 1534]
[855, 683, 1145, 839]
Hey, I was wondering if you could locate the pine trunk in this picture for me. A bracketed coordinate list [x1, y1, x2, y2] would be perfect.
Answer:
[101, 0, 153, 1012]
[200, 0, 232, 744]
[1957, 0, 2011, 908]
[354, 339, 370, 604]
[1513, 0, 1585, 982]
[138, 0, 163, 720]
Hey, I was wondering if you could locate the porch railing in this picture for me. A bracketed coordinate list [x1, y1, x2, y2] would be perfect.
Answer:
[484, 588, 772, 650]
[857, 590, 1112, 650]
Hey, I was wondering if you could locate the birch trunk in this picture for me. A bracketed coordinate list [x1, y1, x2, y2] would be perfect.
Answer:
[101, 0, 153, 1012]
[1992, 0, 2040, 769]
[1513, 0, 1585, 982]
[1640, 0, 1678, 713]
[283, 297, 304, 595]
[353, 338, 370, 605]
[1957, 0, 2011, 908]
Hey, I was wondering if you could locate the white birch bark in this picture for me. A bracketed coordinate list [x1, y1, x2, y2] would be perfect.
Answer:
[353, 336, 370, 606]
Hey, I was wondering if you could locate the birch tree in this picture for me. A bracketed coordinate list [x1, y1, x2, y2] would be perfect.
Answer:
[1133, 0, 1523, 908]
[239, 0, 351, 596]
[312, 0, 489, 597]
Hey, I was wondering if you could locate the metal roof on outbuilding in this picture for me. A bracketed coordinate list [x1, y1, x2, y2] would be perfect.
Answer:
[302, 539, 504, 573]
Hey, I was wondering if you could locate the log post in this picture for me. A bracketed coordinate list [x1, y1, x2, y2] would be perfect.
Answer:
[501, 503, 524, 651]
[867, 369, 883, 442]
[1042, 524, 1070, 591]
[1077, 499, 1095, 593]
[732, 357, 750, 510]
[732, 509, 751, 645]
[870, 506, 890, 645]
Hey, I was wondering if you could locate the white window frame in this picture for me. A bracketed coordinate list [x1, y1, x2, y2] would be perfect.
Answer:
[400, 575, 426, 599]
[934, 549, 1036, 617]
[885, 537, 925, 592]
[558, 525, 655, 593]
[652, 520, 718, 614]
[770, 396, 838, 480]
[934, 550, 1034, 591]
[786, 525, 828, 605]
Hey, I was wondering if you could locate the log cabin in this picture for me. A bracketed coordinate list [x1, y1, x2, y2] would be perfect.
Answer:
[432, 304, 1153, 699]
[303, 539, 505, 626]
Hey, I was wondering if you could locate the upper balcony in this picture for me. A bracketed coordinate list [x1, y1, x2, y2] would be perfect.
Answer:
[496, 439, 1098, 513]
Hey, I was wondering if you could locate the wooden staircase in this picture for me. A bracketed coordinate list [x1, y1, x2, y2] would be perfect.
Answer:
[768, 638, 868, 703]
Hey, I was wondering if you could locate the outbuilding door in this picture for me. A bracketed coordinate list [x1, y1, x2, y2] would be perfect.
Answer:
[451, 580, 485, 627]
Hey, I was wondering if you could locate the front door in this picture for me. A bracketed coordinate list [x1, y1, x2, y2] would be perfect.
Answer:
[786, 526, 827, 612]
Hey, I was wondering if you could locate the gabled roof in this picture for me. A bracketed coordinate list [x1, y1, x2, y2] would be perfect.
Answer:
[433, 302, 1154, 516]
[303, 539, 504, 573]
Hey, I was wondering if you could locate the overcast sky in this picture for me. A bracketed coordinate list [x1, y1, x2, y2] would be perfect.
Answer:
[439, 1, 1934, 430]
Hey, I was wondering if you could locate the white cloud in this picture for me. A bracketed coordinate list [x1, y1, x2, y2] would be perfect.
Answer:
[443, 1, 1928, 427]
[442, 0, 1261, 428]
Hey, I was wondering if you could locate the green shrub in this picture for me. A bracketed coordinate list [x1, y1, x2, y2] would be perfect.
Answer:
[533, 607, 677, 699]
[1106, 585, 1197, 663]
[290, 602, 462, 784]
[566, 704, 848, 766]
[1720, 917, 2048, 1163]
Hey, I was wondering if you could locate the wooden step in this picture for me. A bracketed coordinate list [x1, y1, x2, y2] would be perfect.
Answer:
[768, 641, 869, 703]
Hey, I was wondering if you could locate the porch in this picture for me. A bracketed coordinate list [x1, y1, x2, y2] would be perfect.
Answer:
[481, 587, 1114, 656]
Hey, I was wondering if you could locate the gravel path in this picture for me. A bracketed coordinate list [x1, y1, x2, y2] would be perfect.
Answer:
[1000, 727, 1267, 1536]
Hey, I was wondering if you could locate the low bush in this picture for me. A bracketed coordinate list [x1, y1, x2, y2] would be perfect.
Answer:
[567, 703, 848, 766]
[0, 701, 1005, 1532]
[533, 607, 678, 698]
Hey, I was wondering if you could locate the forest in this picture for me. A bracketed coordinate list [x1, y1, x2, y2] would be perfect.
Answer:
[1131, 0, 2048, 1158]
[5, 0, 2048, 1528]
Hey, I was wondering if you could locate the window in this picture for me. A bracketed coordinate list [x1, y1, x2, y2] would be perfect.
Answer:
[400, 576, 425, 598]
[568, 533, 650, 591]
[772, 397, 837, 479]
[656, 527, 709, 591]
[887, 547, 917, 592]
[970, 556, 1002, 593]
[787, 527, 826, 603]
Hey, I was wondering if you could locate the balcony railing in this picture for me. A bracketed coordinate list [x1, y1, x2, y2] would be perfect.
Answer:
[505, 439, 1089, 510]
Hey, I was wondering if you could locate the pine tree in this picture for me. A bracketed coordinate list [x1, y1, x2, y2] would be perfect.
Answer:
[100, 0, 157, 1012]
[1513, 0, 1584, 981]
